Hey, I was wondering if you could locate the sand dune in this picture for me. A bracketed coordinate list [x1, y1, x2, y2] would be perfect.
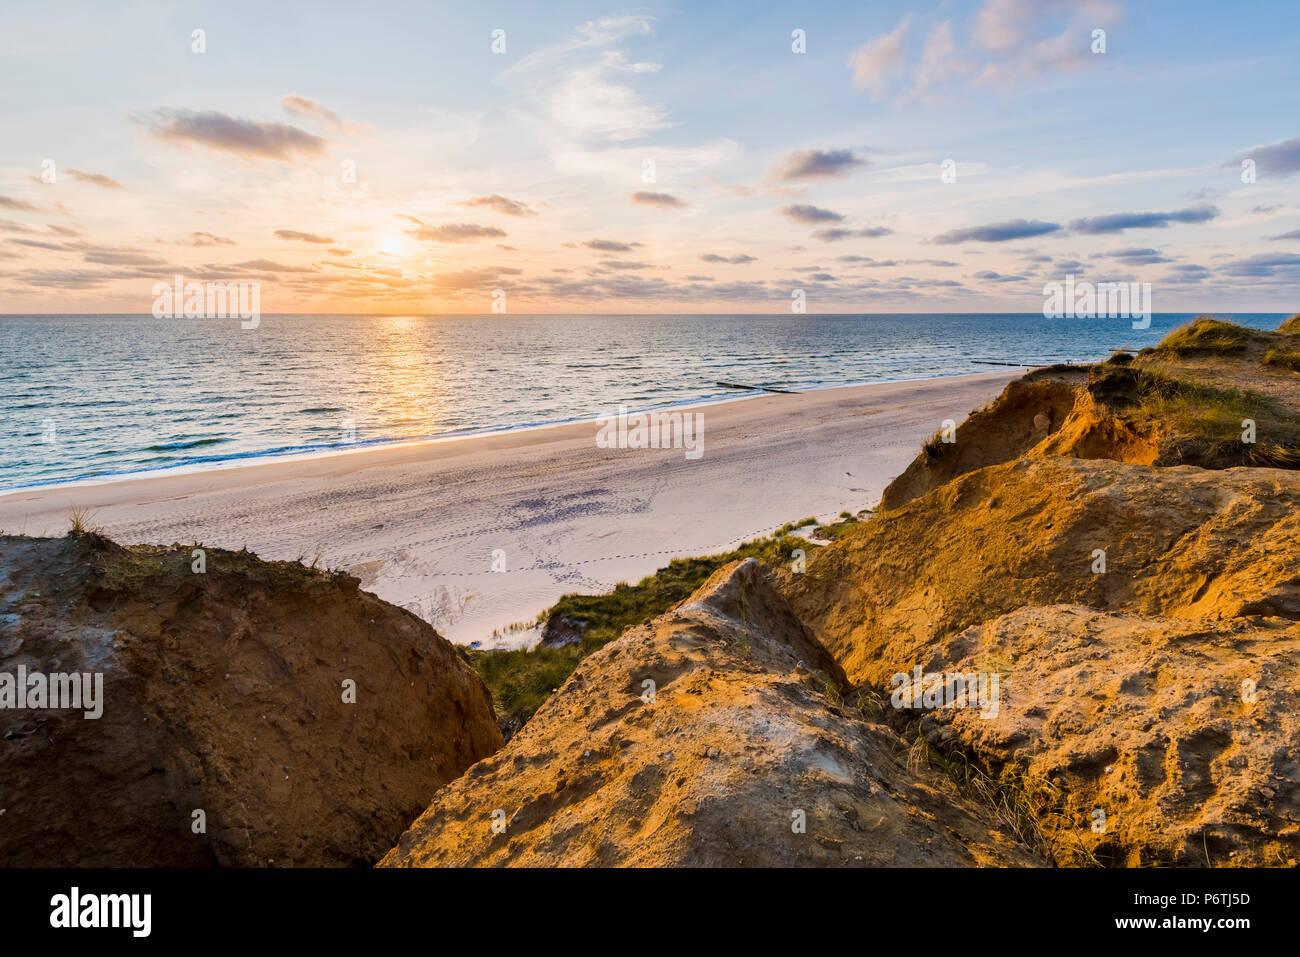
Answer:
[0, 372, 1016, 645]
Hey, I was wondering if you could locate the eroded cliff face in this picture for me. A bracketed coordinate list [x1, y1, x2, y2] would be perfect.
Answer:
[882, 317, 1300, 511]
[786, 458, 1300, 690]
[381, 559, 1043, 867]
[0, 532, 502, 866]
[777, 318, 1300, 866]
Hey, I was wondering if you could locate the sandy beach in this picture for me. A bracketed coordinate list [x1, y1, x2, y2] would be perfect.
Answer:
[0, 371, 1016, 645]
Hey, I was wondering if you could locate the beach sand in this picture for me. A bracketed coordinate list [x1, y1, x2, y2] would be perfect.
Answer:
[0, 371, 1017, 646]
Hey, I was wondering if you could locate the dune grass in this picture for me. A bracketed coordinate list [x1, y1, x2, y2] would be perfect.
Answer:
[1263, 348, 1300, 372]
[67, 507, 98, 535]
[1155, 317, 1260, 357]
[1133, 369, 1300, 466]
[467, 524, 854, 737]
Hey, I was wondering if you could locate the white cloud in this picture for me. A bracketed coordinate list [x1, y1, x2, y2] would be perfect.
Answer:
[501, 14, 655, 77]
[909, 21, 964, 100]
[848, 17, 911, 101]
[549, 51, 668, 142]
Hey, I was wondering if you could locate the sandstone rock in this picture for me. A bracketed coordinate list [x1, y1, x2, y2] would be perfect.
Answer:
[380, 559, 1043, 867]
[919, 604, 1300, 866]
[0, 533, 502, 866]
[783, 455, 1300, 866]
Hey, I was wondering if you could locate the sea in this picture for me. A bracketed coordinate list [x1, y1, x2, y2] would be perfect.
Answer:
[0, 312, 1287, 491]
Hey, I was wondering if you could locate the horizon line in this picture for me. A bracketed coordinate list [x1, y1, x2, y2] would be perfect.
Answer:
[0, 310, 1293, 318]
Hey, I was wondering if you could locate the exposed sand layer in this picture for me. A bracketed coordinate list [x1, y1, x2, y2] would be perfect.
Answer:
[381, 558, 1043, 867]
[0, 373, 1015, 646]
[0, 532, 501, 867]
[783, 454, 1300, 866]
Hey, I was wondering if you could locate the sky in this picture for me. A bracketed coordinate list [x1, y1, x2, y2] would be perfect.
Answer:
[1, 0, 1299, 314]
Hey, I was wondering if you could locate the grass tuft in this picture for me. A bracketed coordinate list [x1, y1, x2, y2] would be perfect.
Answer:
[1155, 317, 1258, 357]
[468, 527, 836, 737]
[67, 507, 97, 536]
[1262, 348, 1300, 372]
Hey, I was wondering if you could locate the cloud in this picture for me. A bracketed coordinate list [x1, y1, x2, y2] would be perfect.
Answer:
[428, 267, 524, 290]
[274, 229, 334, 244]
[700, 253, 756, 264]
[584, 238, 640, 252]
[812, 226, 894, 241]
[780, 204, 844, 224]
[1166, 264, 1213, 282]
[504, 14, 655, 76]
[629, 191, 686, 208]
[910, 21, 966, 99]
[399, 215, 507, 242]
[143, 108, 328, 161]
[972, 0, 1121, 85]
[0, 195, 39, 211]
[848, 17, 910, 100]
[456, 194, 536, 216]
[185, 232, 235, 246]
[9, 238, 66, 250]
[548, 50, 668, 142]
[65, 169, 125, 190]
[972, 270, 1026, 282]
[1094, 246, 1173, 265]
[11, 267, 175, 289]
[222, 259, 317, 273]
[281, 93, 343, 130]
[1270, 229, 1300, 241]
[1230, 135, 1300, 177]
[852, 2, 1122, 101]
[974, 0, 1048, 53]
[328, 247, 352, 256]
[1068, 205, 1218, 234]
[769, 148, 868, 181]
[598, 259, 653, 270]
[1222, 252, 1300, 277]
[82, 249, 171, 266]
[932, 218, 1062, 243]
[836, 256, 901, 267]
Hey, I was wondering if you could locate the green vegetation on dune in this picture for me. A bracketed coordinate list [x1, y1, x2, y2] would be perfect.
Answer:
[1111, 316, 1300, 468]
[467, 524, 853, 738]
[1155, 316, 1261, 357]
[1263, 348, 1300, 372]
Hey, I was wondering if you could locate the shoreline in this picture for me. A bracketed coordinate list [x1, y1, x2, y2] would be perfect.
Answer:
[0, 370, 1019, 645]
[0, 368, 1037, 497]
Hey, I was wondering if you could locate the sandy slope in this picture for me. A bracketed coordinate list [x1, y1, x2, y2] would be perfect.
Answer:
[0, 372, 1015, 645]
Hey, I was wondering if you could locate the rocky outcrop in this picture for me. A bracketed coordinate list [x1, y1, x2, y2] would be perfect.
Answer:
[918, 605, 1300, 866]
[0, 532, 502, 866]
[788, 456, 1300, 688]
[783, 455, 1300, 866]
[380, 558, 1043, 867]
[880, 370, 1085, 510]
[882, 318, 1300, 510]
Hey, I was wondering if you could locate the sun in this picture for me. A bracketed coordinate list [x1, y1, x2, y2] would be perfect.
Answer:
[379, 235, 406, 256]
